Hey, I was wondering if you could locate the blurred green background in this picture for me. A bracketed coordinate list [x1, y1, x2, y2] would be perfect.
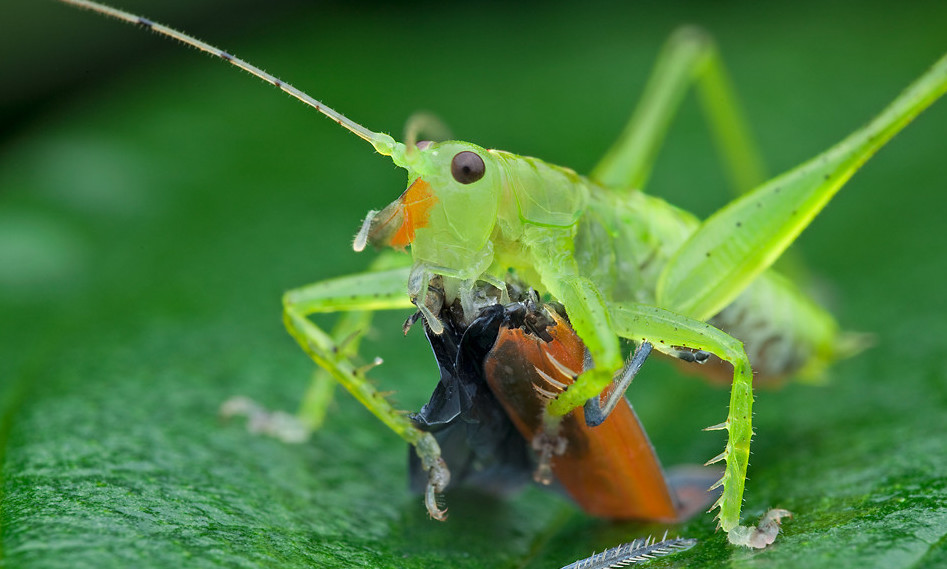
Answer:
[2, 1, 946, 567]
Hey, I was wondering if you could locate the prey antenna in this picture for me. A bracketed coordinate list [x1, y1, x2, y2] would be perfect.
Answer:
[58, 0, 400, 156]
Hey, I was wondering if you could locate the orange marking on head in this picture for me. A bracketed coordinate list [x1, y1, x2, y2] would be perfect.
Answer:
[390, 178, 436, 249]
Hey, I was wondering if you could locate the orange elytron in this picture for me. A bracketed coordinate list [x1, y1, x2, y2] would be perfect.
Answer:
[485, 308, 679, 521]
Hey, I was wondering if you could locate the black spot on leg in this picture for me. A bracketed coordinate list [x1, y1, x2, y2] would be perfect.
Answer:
[273, 79, 283, 88]
[219, 51, 234, 62]
[136, 17, 154, 29]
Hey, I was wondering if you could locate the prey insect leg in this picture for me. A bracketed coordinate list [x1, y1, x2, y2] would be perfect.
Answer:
[583, 342, 713, 428]
[583, 340, 653, 428]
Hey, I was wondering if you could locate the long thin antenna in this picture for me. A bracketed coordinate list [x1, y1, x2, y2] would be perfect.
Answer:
[58, 0, 399, 155]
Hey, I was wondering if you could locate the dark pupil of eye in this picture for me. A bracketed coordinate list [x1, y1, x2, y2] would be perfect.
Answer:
[451, 151, 485, 184]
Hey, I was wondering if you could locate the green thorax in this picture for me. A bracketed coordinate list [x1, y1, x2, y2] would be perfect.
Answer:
[573, 188, 700, 304]
[486, 147, 700, 304]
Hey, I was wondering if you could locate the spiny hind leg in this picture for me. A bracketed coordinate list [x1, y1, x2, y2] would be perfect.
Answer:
[594, 26, 816, 285]
[591, 26, 765, 195]
[606, 302, 790, 547]
[657, 54, 947, 323]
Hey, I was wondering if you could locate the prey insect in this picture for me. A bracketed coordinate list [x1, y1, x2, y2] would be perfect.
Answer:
[59, 0, 947, 549]
[411, 284, 713, 520]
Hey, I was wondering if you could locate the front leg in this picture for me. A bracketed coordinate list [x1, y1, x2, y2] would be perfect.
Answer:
[523, 226, 624, 421]
[281, 260, 450, 520]
[542, 275, 623, 418]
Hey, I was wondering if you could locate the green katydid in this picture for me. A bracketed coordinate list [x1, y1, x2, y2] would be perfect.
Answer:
[58, 0, 947, 549]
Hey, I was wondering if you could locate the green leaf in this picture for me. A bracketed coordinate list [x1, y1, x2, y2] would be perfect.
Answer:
[4, 2, 947, 568]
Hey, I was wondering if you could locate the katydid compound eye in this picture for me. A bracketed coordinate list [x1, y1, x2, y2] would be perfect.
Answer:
[450, 151, 486, 184]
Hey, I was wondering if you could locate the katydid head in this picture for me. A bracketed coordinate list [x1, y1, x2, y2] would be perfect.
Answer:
[354, 140, 502, 276]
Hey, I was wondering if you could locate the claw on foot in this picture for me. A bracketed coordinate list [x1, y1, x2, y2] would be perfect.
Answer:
[424, 457, 450, 521]
[415, 433, 450, 520]
[727, 508, 793, 548]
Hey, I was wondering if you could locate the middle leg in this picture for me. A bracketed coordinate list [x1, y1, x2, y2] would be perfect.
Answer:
[604, 301, 788, 547]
